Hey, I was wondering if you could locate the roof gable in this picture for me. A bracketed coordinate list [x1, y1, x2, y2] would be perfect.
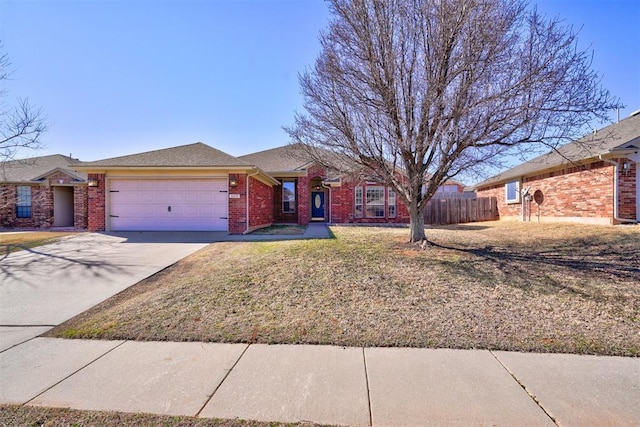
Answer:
[0, 154, 87, 183]
[239, 144, 311, 173]
[474, 113, 640, 188]
[76, 142, 251, 168]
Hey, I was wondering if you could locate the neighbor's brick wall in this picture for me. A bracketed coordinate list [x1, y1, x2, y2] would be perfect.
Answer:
[1, 170, 89, 229]
[619, 161, 637, 220]
[228, 173, 247, 234]
[0, 184, 52, 228]
[87, 173, 106, 231]
[476, 161, 619, 223]
[248, 176, 273, 228]
[74, 186, 88, 229]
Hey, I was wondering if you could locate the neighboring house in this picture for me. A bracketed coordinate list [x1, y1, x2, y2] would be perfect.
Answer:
[0, 155, 88, 229]
[474, 111, 640, 225]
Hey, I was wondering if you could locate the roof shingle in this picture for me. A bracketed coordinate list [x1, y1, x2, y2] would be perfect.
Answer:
[474, 113, 640, 188]
[1, 154, 87, 183]
[76, 142, 251, 168]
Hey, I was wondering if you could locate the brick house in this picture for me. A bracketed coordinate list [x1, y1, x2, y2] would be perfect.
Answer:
[4, 142, 464, 233]
[0, 155, 88, 229]
[239, 144, 410, 226]
[474, 111, 640, 225]
[73, 142, 412, 233]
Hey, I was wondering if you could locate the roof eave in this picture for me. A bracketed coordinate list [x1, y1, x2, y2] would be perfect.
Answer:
[73, 165, 258, 172]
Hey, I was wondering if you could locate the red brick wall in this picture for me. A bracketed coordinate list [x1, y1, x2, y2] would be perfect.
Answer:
[476, 161, 619, 223]
[274, 178, 299, 224]
[1, 176, 88, 229]
[248, 176, 273, 228]
[619, 161, 637, 220]
[330, 178, 410, 224]
[0, 184, 52, 228]
[228, 173, 247, 234]
[87, 173, 106, 231]
[74, 186, 88, 229]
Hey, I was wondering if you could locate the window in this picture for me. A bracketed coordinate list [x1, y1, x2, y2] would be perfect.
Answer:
[366, 186, 385, 218]
[388, 188, 396, 218]
[354, 186, 363, 218]
[282, 180, 296, 213]
[505, 180, 520, 204]
[16, 186, 32, 218]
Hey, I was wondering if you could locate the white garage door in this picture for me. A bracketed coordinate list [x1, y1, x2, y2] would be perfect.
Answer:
[109, 179, 228, 231]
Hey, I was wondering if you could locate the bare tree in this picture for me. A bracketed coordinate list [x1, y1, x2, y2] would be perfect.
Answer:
[286, 0, 621, 242]
[1, 45, 46, 164]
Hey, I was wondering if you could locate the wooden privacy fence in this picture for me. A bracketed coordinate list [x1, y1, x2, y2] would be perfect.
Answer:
[424, 196, 498, 225]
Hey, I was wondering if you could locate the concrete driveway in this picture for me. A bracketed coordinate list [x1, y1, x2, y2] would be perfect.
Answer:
[0, 232, 211, 351]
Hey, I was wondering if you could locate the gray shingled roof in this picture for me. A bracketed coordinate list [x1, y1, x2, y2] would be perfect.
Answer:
[238, 144, 311, 173]
[0, 154, 87, 183]
[474, 112, 640, 189]
[76, 142, 251, 168]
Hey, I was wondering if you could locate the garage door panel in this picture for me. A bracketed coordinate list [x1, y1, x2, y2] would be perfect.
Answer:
[109, 179, 228, 231]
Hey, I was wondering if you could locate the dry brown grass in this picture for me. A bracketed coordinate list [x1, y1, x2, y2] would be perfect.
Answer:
[0, 405, 320, 426]
[0, 231, 79, 254]
[48, 221, 640, 356]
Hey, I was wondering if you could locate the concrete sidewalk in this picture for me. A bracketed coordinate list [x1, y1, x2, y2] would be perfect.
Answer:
[1, 338, 638, 426]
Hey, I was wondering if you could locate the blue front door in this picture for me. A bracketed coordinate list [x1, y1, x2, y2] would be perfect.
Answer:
[311, 191, 325, 221]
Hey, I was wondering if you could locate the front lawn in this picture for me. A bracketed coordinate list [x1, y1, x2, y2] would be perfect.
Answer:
[48, 222, 640, 356]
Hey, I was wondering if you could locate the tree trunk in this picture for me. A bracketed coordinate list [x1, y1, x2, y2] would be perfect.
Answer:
[408, 203, 426, 242]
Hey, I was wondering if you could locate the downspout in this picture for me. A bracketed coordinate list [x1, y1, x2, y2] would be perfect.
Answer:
[243, 168, 261, 234]
[322, 182, 332, 223]
[598, 155, 638, 223]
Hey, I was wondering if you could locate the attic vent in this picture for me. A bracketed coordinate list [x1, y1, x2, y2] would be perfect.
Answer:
[630, 109, 640, 117]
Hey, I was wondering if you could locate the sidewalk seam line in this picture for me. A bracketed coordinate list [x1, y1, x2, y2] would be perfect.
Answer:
[362, 347, 373, 427]
[194, 343, 250, 418]
[0, 328, 55, 355]
[22, 339, 128, 406]
[489, 350, 558, 426]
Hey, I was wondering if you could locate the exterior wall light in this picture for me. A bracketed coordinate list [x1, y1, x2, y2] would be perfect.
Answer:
[87, 179, 99, 187]
[229, 178, 238, 187]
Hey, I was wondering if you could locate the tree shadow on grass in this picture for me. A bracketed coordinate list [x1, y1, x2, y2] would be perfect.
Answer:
[427, 234, 639, 300]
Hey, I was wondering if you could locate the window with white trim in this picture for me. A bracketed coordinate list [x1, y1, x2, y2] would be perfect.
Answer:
[354, 186, 363, 218]
[388, 187, 396, 218]
[16, 186, 32, 218]
[366, 186, 385, 218]
[505, 180, 520, 204]
[282, 180, 296, 213]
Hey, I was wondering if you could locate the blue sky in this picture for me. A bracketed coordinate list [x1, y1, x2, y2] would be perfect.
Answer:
[1, 0, 638, 165]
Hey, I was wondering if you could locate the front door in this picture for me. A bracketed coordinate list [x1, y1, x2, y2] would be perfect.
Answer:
[311, 191, 325, 221]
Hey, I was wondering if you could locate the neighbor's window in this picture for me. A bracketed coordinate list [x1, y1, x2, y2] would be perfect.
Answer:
[282, 180, 296, 213]
[388, 187, 396, 218]
[505, 180, 520, 204]
[354, 186, 363, 218]
[366, 186, 385, 218]
[16, 185, 32, 218]
[437, 184, 458, 194]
